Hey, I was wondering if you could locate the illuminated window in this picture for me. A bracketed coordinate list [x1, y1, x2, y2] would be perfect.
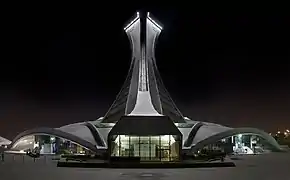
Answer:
[110, 135, 180, 161]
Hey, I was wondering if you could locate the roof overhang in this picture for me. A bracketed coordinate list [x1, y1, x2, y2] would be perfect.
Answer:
[108, 115, 182, 137]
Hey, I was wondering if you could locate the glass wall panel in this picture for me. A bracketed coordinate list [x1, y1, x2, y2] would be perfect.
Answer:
[130, 136, 139, 157]
[110, 135, 119, 156]
[160, 135, 170, 161]
[170, 139, 179, 161]
[198, 134, 274, 155]
[119, 135, 130, 157]
[140, 136, 150, 161]
[150, 136, 159, 161]
[110, 135, 180, 162]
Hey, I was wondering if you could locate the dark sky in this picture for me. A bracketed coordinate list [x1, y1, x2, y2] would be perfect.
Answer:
[1, 8, 289, 139]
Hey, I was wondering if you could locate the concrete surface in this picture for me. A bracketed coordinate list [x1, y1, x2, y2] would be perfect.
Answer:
[1, 153, 290, 180]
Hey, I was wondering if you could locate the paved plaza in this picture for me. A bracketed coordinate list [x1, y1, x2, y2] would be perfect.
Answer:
[1, 153, 290, 180]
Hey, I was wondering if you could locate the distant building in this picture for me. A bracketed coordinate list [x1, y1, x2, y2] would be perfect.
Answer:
[7, 12, 283, 162]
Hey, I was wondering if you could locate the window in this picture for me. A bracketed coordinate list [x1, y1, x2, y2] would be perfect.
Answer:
[110, 135, 180, 161]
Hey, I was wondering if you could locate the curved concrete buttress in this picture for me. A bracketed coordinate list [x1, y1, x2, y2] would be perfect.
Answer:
[9, 127, 97, 152]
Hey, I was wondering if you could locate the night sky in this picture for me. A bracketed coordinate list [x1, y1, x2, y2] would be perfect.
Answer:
[1, 8, 289, 139]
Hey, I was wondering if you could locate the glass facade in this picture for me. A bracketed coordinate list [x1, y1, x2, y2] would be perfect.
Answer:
[200, 134, 273, 155]
[110, 135, 180, 161]
[232, 134, 272, 154]
[11, 135, 93, 155]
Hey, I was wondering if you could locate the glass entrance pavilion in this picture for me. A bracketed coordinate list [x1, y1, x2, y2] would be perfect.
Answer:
[110, 135, 180, 161]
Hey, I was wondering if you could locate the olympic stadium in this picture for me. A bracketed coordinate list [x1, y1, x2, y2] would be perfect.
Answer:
[1, 12, 283, 163]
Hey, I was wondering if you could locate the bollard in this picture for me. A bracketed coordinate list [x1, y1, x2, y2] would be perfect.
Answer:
[23, 155, 25, 163]
[1, 153, 4, 162]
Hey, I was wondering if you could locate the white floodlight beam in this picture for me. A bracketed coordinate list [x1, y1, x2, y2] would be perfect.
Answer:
[124, 12, 140, 31]
[147, 12, 163, 30]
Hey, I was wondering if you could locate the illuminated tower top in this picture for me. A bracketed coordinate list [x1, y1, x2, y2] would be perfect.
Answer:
[102, 12, 185, 123]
